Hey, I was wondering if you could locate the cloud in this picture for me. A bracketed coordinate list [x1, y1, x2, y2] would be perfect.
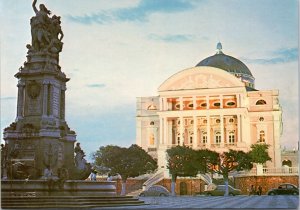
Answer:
[67, 0, 195, 24]
[0, 97, 16, 100]
[242, 48, 298, 64]
[67, 12, 113, 25]
[86, 83, 106, 88]
[148, 34, 194, 43]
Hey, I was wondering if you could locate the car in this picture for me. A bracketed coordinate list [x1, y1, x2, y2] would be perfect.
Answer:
[267, 183, 299, 195]
[139, 185, 170, 197]
[203, 185, 241, 196]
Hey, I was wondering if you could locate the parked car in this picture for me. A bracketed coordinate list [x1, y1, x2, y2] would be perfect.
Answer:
[139, 185, 170, 197]
[267, 183, 299, 195]
[203, 185, 241, 196]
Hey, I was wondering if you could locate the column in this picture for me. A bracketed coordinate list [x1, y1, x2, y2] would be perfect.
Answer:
[180, 116, 184, 146]
[16, 82, 25, 120]
[168, 120, 173, 146]
[159, 98, 163, 110]
[206, 95, 210, 109]
[220, 114, 224, 147]
[163, 117, 168, 145]
[237, 114, 241, 143]
[220, 95, 223, 108]
[206, 115, 211, 148]
[179, 97, 183, 111]
[193, 115, 197, 149]
[236, 94, 240, 107]
[42, 82, 48, 117]
[160, 117, 163, 144]
[163, 97, 168, 111]
[193, 96, 196, 110]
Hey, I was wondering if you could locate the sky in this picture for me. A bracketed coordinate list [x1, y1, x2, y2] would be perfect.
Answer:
[0, 0, 298, 161]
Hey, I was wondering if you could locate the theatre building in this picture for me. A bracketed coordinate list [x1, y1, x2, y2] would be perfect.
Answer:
[136, 43, 283, 171]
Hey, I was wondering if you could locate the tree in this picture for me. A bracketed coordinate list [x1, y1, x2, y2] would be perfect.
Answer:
[248, 143, 271, 164]
[166, 146, 198, 196]
[194, 149, 219, 175]
[93, 144, 157, 195]
[211, 150, 252, 196]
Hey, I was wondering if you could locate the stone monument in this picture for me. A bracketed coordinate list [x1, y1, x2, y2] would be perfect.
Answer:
[2, 0, 91, 181]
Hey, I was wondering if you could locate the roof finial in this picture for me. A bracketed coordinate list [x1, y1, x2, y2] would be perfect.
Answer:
[216, 42, 223, 54]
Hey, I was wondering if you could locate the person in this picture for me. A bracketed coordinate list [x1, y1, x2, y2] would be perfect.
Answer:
[257, 185, 262, 196]
[57, 165, 69, 190]
[249, 185, 256, 195]
[90, 169, 97, 181]
[107, 173, 113, 181]
[44, 165, 54, 191]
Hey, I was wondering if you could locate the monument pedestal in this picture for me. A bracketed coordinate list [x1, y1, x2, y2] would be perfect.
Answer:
[1, 180, 116, 196]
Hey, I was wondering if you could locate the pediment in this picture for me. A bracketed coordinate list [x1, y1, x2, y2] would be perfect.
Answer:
[158, 66, 245, 92]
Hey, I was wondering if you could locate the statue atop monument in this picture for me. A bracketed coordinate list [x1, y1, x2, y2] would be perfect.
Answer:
[29, 0, 64, 53]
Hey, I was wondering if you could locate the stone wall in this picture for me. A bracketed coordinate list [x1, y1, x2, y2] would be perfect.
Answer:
[234, 175, 299, 195]
[97, 175, 299, 195]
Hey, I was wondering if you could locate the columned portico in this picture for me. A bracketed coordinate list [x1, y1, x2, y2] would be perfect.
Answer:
[136, 44, 283, 169]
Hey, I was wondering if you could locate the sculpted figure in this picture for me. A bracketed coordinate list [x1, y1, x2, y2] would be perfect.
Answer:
[31, 0, 51, 51]
[48, 15, 64, 53]
[71, 143, 91, 180]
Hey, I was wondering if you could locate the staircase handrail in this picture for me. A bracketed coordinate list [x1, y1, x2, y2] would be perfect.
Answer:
[142, 169, 165, 190]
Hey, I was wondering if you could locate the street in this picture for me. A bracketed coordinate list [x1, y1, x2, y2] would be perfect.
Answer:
[99, 195, 299, 209]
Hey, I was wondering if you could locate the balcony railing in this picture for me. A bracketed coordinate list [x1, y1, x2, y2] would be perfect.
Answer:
[262, 167, 298, 175]
[235, 166, 298, 176]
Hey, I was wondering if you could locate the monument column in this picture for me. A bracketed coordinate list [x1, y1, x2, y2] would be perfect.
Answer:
[48, 83, 53, 116]
[16, 82, 25, 120]
[42, 82, 49, 117]
[60, 88, 66, 120]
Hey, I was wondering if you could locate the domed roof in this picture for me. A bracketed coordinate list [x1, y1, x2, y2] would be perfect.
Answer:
[196, 43, 253, 76]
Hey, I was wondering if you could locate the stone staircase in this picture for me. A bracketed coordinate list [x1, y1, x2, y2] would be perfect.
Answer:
[1, 195, 145, 209]
[127, 188, 143, 197]
[127, 169, 165, 197]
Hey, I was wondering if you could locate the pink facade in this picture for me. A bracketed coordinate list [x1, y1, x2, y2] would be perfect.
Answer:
[136, 44, 282, 169]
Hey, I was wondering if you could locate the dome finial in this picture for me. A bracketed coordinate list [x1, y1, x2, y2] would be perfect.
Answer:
[216, 42, 223, 54]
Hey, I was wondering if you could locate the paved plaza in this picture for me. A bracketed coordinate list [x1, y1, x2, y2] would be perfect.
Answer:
[99, 195, 299, 209]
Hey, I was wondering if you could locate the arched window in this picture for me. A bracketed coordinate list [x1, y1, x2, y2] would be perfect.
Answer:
[228, 131, 235, 144]
[256, 100, 267, 105]
[259, 130, 265, 142]
[150, 121, 155, 125]
[202, 132, 207, 144]
[282, 159, 292, 167]
[229, 118, 234, 123]
[149, 133, 155, 145]
[190, 136, 193, 144]
[215, 132, 221, 144]
[147, 104, 157, 110]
